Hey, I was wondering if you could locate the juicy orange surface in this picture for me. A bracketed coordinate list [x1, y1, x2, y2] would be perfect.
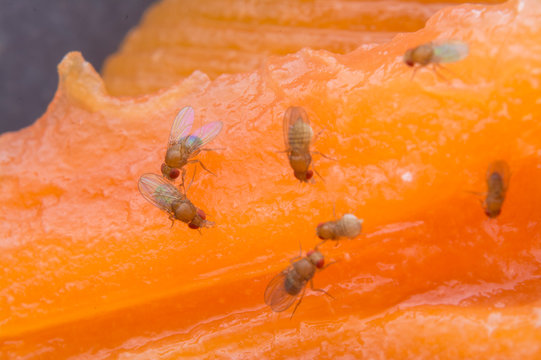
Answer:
[2, 0, 541, 358]
[102, 0, 505, 96]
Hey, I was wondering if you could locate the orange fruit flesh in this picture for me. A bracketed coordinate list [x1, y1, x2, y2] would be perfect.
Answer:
[2, 0, 541, 358]
[102, 0, 506, 96]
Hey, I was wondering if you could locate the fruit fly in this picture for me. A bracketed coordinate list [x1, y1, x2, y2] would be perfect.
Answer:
[283, 106, 323, 182]
[316, 213, 363, 243]
[138, 173, 214, 230]
[483, 160, 510, 218]
[403, 41, 469, 78]
[264, 247, 334, 318]
[161, 106, 223, 183]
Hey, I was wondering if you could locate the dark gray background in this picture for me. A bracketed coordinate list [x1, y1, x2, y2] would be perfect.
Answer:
[0, 0, 156, 134]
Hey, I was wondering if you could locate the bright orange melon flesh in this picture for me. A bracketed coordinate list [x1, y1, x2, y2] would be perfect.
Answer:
[2, 0, 541, 358]
[102, 0, 506, 96]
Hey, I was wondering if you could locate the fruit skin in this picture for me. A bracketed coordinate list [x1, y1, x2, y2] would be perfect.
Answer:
[2, 0, 541, 358]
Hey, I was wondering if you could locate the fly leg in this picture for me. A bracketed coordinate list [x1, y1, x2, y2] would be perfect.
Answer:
[316, 239, 327, 248]
[168, 215, 175, 229]
[464, 190, 486, 207]
[178, 168, 188, 193]
[200, 147, 225, 152]
[410, 66, 420, 81]
[312, 165, 324, 183]
[290, 286, 306, 320]
[431, 63, 449, 82]
[188, 159, 217, 177]
[322, 260, 338, 270]
[310, 279, 334, 300]
[290, 241, 303, 264]
[312, 151, 337, 161]
[313, 128, 325, 144]
[436, 63, 459, 78]
[185, 167, 197, 194]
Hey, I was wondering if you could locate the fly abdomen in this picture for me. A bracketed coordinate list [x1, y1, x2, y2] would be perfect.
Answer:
[288, 120, 313, 151]
[487, 173, 505, 198]
[284, 270, 304, 295]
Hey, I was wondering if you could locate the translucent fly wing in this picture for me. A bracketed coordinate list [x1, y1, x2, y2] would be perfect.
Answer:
[432, 41, 469, 63]
[138, 173, 182, 214]
[168, 106, 195, 146]
[487, 160, 511, 192]
[186, 121, 223, 149]
[283, 106, 311, 151]
[264, 269, 301, 312]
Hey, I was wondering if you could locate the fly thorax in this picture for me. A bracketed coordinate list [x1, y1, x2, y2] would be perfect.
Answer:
[317, 222, 337, 240]
[289, 151, 311, 171]
[153, 185, 175, 210]
[414, 44, 435, 65]
[293, 258, 315, 280]
[173, 200, 196, 223]
[337, 214, 363, 238]
[184, 135, 203, 150]
[288, 120, 313, 151]
[165, 144, 183, 167]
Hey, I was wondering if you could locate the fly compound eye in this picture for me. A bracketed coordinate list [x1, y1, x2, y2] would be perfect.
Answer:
[169, 168, 180, 179]
[316, 258, 325, 269]
[188, 223, 200, 229]
[306, 250, 314, 257]
[306, 170, 313, 180]
[197, 208, 206, 220]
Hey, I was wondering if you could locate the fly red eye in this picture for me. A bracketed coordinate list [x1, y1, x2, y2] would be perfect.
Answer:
[316, 258, 325, 268]
[306, 170, 313, 180]
[406, 60, 414, 67]
[306, 250, 314, 257]
[169, 168, 180, 179]
[188, 223, 199, 229]
[197, 208, 206, 220]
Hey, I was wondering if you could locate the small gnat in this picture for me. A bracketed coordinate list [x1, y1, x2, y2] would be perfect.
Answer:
[138, 173, 214, 230]
[161, 106, 223, 185]
[403, 41, 469, 79]
[483, 160, 510, 218]
[283, 106, 315, 182]
[317, 213, 363, 242]
[264, 247, 333, 318]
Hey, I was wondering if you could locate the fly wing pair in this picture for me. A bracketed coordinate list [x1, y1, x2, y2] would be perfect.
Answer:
[138, 173, 184, 216]
[168, 106, 223, 153]
[282, 106, 312, 152]
[486, 160, 511, 192]
[264, 267, 306, 312]
[432, 41, 469, 63]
